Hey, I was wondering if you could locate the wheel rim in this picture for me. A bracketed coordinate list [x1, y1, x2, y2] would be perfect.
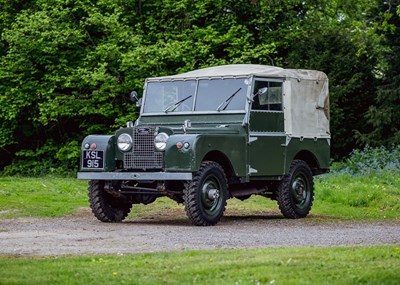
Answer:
[290, 173, 310, 210]
[200, 175, 222, 216]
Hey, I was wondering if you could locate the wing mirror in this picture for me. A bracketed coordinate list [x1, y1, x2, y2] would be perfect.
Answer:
[257, 87, 268, 96]
[249, 87, 268, 103]
[130, 91, 142, 107]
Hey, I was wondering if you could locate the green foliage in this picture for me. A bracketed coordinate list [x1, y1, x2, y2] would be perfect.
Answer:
[2, 140, 81, 176]
[284, 1, 381, 157]
[0, 0, 399, 173]
[314, 145, 400, 219]
[331, 145, 400, 175]
[354, 1, 400, 148]
[0, 246, 399, 285]
[0, 0, 139, 174]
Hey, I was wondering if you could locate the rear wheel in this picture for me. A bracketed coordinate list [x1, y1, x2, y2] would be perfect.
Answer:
[276, 160, 314, 218]
[183, 161, 227, 226]
[88, 180, 132, 222]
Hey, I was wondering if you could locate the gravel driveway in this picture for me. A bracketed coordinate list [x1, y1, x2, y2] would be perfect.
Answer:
[1, 208, 399, 256]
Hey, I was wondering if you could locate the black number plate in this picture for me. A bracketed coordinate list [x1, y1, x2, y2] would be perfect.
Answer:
[82, 150, 104, 169]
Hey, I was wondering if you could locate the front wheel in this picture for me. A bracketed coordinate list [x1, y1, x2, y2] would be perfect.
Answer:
[88, 180, 132, 222]
[183, 161, 227, 226]
[276, 160, 314, 218]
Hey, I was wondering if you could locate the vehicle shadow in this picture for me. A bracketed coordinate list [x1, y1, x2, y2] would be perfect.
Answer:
[223, 214, 285, 221]
[123, 212, 286, 227]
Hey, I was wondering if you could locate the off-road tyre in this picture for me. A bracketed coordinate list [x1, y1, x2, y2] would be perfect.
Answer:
[183, 161, 228, 226]
[88, 180, 132, 222]
[276, 160, 314, 218]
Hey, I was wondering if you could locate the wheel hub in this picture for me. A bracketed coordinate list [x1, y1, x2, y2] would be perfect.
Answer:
[201, 179, 222, 211]
[292, 177, 306, 203]
[207, 189, 220, 200]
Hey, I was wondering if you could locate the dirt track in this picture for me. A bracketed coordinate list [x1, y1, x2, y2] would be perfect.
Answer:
[1, 208, 399, 256]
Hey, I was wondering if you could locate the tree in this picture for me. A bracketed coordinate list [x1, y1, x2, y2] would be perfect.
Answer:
[283, 0, 380, 158]
[356, 1, 400, 147]
[0, 0, 399, 174]
[0, 0, 141, 174]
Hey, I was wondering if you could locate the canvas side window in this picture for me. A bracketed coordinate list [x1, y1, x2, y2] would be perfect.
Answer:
[252, 81, 283, 111]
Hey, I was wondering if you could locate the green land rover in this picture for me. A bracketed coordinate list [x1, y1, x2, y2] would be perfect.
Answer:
[77, 64, 330, 226]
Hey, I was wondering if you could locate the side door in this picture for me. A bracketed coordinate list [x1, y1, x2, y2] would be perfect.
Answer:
[248, 78, 286, 177]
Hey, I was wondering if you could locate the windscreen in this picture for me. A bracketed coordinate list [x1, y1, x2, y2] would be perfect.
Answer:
[143, 80, 196, 113]
[143, 78, 248, 113]
[194, 78, 248, 111]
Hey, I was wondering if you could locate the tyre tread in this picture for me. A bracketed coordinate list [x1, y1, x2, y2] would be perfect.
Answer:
[183, 161, 227, 226]
[277, 160, 314, 219]
[88, 180, 131, 222]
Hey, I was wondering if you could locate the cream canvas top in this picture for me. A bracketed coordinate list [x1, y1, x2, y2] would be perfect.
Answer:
[147, 64, 327, 81]
[147, 64, 330, 139]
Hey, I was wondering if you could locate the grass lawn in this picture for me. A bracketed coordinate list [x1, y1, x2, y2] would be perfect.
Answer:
[0, 246, 399, 285]
[0, 172, 399, 220]
[313, 172, 400, 220]
[0, 173, 399, 284]
[0, 177, 88, 218]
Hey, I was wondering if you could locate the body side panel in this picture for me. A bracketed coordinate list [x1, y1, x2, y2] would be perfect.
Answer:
[164, 133, 247, 177]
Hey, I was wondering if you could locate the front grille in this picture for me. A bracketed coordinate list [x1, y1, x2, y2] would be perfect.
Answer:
[123, 127, 163, 170]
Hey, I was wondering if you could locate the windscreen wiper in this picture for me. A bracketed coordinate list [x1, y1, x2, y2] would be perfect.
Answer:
[216, 88, 242, 111]
[164, 95, 192, 113]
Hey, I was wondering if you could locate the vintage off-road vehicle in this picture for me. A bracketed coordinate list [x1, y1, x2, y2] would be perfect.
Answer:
[77, 64, 330, 226]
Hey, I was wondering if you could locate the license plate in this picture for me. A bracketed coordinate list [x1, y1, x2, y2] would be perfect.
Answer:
[82, 150, 104, 169]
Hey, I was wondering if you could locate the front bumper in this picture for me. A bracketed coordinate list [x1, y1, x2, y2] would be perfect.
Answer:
[77, 171, 193, 181]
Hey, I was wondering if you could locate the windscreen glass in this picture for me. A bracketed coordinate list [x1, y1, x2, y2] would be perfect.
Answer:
[195, 78, 248, 111]
[143, 78, 248, 113]
[143, 80, 196, 113]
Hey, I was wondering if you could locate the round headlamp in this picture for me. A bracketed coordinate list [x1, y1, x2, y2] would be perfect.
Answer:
[117, 133, 133, 152]
[154, 132, 169, 151]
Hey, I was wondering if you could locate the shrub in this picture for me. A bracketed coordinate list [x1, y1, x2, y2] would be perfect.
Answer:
[331, 145, 400, 176]
[1, 140, 79, 177]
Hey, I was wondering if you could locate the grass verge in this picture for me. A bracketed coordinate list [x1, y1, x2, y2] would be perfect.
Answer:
[0, 246, 399, 285]
[0, 177, 87, 218]
[0, 171, 399, 220]
[314, 172, 400, 219]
